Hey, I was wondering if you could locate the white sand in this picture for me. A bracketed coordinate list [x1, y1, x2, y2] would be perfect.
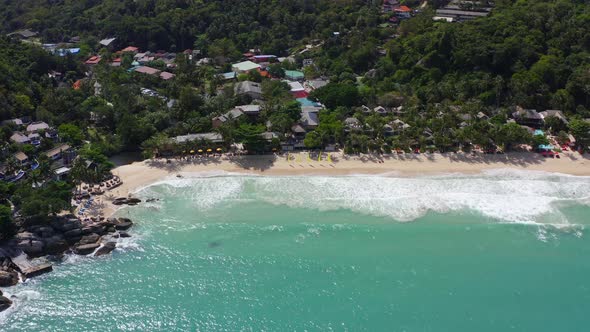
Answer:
[102, 151, 590, 216]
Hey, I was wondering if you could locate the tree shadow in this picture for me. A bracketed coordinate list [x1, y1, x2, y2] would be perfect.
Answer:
[228, 155, 277, 172]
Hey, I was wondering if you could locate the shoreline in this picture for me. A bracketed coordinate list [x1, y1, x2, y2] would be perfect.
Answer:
[102, 151, 590, 217]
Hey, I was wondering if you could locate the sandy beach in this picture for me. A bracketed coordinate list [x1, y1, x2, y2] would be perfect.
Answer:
[98, 151, 590, 216]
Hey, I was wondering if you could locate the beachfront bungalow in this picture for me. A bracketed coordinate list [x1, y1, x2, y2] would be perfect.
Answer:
[26, 121, 50, 133]
[374, 106, 388, 115]
[45, 144, 72, 161]
[540, 110, 568, 125]
[391, 119, 411, 133]
[14, 152, 29, 167]
[300, 109, 319, 130]
[212, 108, 245, 128]
[232, 61, 261, 73]
[344, 117, 363, 132]
[512, 107, 544, 127]
[291, 124, 307, 138]
[236, 104, 261, 116]
[54, 167, 71, 181]
[234, 81, 263, 100]
[27, 133, 41, 146]
[10, 132, 30, 144]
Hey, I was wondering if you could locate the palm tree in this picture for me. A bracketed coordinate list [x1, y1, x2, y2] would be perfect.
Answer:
[70, 158, 88, 193]
[28, 169, 42, 188]
[5, 157, 19, 175]
[37, 155, 53, 182]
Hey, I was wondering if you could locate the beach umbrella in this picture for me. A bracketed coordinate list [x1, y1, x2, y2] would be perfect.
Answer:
[190, 150, 195, 154]
[216, 148, 222, 152]
[207, 148, 212, 153]
[198, 149, 203, 153]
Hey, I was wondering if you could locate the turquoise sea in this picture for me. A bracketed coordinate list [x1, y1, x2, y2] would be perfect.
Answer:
[2, 170, 590, 331]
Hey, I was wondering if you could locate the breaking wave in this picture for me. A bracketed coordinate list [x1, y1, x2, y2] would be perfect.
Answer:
[137, 170, 590, 225]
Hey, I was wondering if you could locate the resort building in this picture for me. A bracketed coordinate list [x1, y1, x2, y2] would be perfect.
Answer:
[234, 81, 263, 100]
[231, 61, 261, 73]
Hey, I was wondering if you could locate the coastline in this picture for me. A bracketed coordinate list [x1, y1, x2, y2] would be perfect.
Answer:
[103, 151, 590, 217]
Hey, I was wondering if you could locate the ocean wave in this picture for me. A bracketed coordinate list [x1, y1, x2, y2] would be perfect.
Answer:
[134, 170, 590, 224]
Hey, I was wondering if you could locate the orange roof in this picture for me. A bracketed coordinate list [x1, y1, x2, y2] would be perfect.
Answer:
[121, 46, 139, 53]
[85, 55, 101, 65]
[396, 5, 411, 12]
[73, 79, 83, 90]
[257, 68, 270, 78]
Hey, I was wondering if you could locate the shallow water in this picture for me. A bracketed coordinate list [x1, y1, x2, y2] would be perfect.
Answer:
[2, 172, 590, 331]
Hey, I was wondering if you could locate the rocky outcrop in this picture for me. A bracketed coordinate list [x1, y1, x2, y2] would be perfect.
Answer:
[74, 243, 100, 255]
[95, 242, 117, 256]
[0, 270, 18, 287]
[17, 239, 45, 257]
[112, 197, 142, 206]
[22, 263, 53, 278]
[0, 215, 133, 292]
[44, 235, 70, 255]
[115, 218, 133, 230]
[79, 234, 101, 245]
[0, 294, 12, 312]
[10, 216, 133, 258]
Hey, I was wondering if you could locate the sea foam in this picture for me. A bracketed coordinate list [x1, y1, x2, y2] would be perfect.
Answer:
[136, 170, 590, 224]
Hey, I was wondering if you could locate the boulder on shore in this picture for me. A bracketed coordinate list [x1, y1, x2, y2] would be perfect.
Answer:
[118, 231, 131, 238]
[0, 295, 12, 312]
[95, 242, 117, 256]
[23, 263, 53, 279]
[44, 235, 70, 255]
[0, 270, 18, 287]
[74, 243, 100, 255]
[63, 228, 82, 238]
[115, 218, 133, 230]
[78, 233, 101, 245]
[17, 239, 45, 257]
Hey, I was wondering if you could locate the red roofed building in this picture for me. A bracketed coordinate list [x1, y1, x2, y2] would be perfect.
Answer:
[111, 57, 122, 67]
[73, 79, 83, 90]
[291, 90, 309, 99]
[134, 66, 161, 76]
[394, 5, 412, 18]
[121, 46, 139, 53]
[85, 55, 101, 65]
[159, 72, 176, 80]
